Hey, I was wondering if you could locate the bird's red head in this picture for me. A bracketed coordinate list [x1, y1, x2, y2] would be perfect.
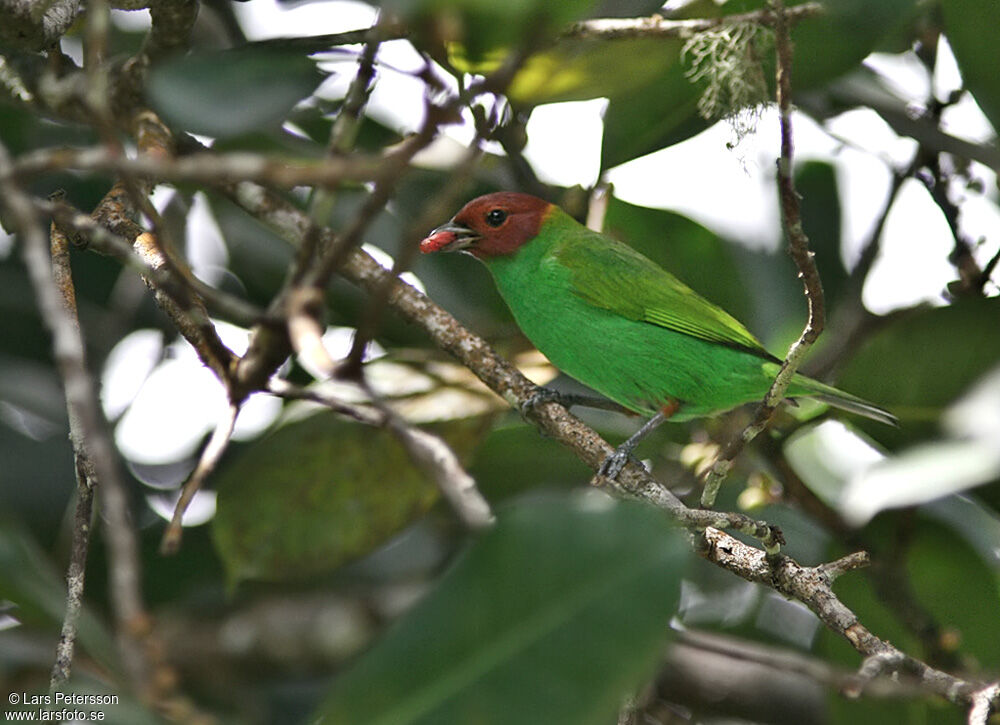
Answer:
[419, 192, 553, 259]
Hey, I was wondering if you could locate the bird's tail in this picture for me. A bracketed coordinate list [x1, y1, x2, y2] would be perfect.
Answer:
[792, 375, 897, 426]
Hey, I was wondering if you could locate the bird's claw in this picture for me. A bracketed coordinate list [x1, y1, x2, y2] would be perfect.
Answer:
[519, 387, 564, 418]
[597, 447, 633, 480]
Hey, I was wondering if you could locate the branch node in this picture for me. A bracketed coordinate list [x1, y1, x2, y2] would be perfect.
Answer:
[818, 550, 871, 581]
[968, 683, 1000, 725]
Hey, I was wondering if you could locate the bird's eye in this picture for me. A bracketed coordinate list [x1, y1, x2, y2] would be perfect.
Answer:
[485, 209, 507, 227]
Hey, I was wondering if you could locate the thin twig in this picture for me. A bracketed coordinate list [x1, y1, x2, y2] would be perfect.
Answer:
[279, 286, 494, 529]
[701, 0, 825, 508]
[266, 378, 382, 425]
[668, 628, 931, 703]
[328, 24, 382, 156]
[304, 111, 446, 290]
[700, 527, 982, 706]
[160, 403, 239, 554]
[371, 392, 495, 530]
[0, 140, 153, 693]
[298, 23, 385, 287]
[274, 371, 493, 530]
[816, 550, 870, 580]
[48, 222, 98, 691]
[804, 154, 917, 379]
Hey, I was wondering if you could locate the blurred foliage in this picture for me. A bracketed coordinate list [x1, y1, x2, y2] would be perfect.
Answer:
[1, 0, 999, 723]
[940, 0, 1000, 131]
[148, 48, 325, 138]
[316, 494, 688, 725]
[213, 408, 490, 587]
[837, 297, 1000, 445]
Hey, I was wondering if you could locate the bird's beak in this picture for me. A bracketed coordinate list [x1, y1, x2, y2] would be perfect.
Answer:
[419, 221, 480, 254]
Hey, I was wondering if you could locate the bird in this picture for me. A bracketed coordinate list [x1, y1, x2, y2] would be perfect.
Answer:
[419, 191, 895, 477]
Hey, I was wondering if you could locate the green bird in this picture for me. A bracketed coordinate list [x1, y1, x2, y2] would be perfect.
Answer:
[420, 192, 894, 475]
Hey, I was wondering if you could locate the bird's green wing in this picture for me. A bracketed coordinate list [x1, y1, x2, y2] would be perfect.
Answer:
[550, 228, 774, 358]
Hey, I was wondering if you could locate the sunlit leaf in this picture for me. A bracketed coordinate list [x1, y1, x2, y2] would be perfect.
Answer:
[316, 493, 687, 725]
[507, 37, 682, 106]
[841, 440, 1000, 526]
[148, 48, 323, 138]
[379, 0, 598, 66]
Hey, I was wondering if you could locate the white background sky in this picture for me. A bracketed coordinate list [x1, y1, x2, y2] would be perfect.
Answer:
[90, 0, 1000, 520]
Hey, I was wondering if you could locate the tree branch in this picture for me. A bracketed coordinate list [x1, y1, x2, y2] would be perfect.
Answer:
[0, 0, 81, 51]
[13, 145, 383, 189]
[563, 3, 824, 41]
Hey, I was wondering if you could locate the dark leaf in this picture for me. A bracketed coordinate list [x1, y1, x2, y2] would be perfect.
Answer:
[148, 48, 323, 138]
[316, 493, 687, 725]
[940, 0, 1000, 131]
[835, 297, 1000, 445]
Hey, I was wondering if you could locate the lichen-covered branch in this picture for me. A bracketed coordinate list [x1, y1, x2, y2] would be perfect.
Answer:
[0, 0, 81, 51]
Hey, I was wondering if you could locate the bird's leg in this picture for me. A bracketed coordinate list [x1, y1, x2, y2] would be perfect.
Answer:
[520, 387, 634, 418]
[597, 400, 680, 480]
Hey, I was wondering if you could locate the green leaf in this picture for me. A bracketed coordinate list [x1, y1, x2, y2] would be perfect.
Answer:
[941, 0, 1000, 132]
[508, 37, 682, 107]
[381, 0, 598, 66]
[795, 162, 847, 311]
[835, 297, 1000, 445]
[789, 0, 920, 90]
[148, 48, 322, 138]
[315, 493, 687, 725]
[468, 424, 592, 501]
[211, 410, 488, 586]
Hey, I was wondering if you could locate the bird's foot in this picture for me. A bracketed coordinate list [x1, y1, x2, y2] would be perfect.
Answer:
[594, 406, 675, 481]
[597, 445, 636, 480]
[519, 387, 566, 418]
